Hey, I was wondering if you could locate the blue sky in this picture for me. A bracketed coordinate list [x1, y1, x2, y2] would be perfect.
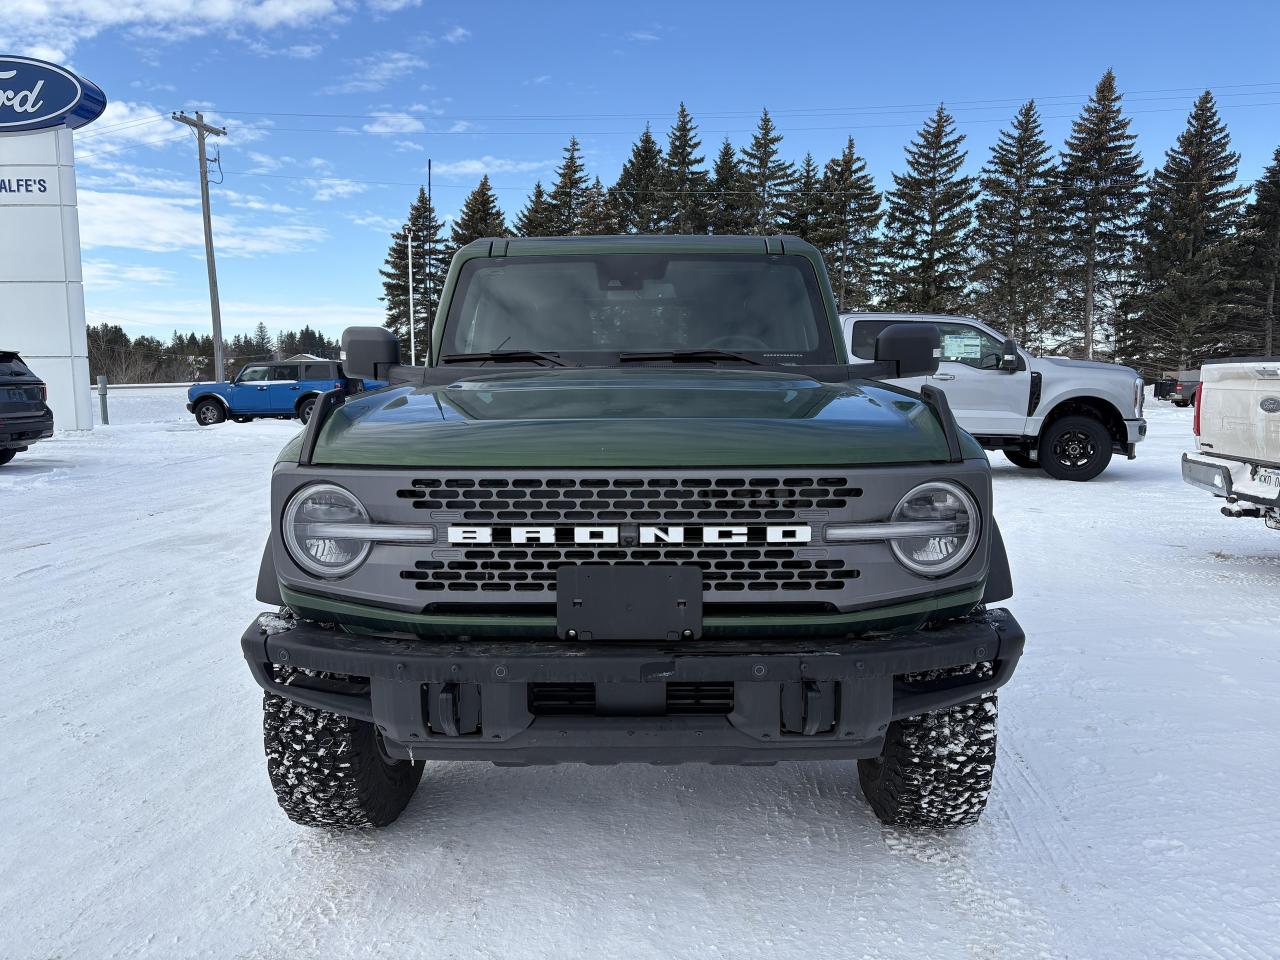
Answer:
[5, 0, 1280, 343]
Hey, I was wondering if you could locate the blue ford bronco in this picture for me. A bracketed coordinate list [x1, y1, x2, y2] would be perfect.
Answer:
[187, 359, 384, 426]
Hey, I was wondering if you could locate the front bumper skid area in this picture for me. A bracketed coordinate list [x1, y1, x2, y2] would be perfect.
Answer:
[242, 609, 1024, 764]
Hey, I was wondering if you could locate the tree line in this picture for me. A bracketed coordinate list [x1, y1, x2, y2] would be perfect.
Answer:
[87, 321, 340, 384]
[380, 70, 1280, 375]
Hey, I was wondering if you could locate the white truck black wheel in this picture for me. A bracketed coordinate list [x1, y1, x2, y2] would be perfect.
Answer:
[1038, 415, 1113, 481]
[858, 664, 997, 828]
[262, 670, 423, 828]
[193, 399, 226, 426]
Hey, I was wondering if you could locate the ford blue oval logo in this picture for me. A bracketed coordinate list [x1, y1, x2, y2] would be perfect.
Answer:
[0, 56, 106, 132]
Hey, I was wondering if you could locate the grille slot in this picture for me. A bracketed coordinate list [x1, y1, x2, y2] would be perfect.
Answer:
[527, 682, 734, 717]
[395, 472, 863, 596]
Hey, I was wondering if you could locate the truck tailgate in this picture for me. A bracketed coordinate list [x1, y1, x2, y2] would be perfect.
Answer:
[1198, 360, 1280, 466]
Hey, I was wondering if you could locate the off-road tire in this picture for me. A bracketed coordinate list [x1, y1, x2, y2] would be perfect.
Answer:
[1003, 450, 1039, 469]
[858, 663, 997, 828]
[297, 397, 317, 424]
[1037, 414, 1113, 481]
[1173, 400, 1190, 408]
[0, 448, 16, 467]
[263, 669, 423, 828]
[193, 398, 226, 426]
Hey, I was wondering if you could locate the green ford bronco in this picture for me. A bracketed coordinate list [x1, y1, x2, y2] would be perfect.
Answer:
[242, 235, 1023, 829]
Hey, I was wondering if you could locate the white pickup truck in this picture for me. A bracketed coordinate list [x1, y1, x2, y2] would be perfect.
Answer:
[842, 313, 1148, 481]
[1182, 357, 1280, 530]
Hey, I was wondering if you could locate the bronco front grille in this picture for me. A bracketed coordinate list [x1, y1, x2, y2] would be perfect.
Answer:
[395, 474, 862, 523]
[392, 472, 865, 597]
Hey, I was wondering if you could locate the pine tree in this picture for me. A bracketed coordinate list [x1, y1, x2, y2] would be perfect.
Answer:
[739, 108, 795, 234]
[781, 152, 822, 241]
[1131, 92, 1247, 369]
[708, 138, 751, 234]
[1234, 148, 1280, 356]
[812, 137, 883, 312]
[612, 125, 665, 233]
[880, 105, 977, 313]
[549, 136, 589, 235]
[250, 321, 274, 357]
[379, 186, 447, 360]
[663, 103, 709, 234]
[971, 101, 1065, 349]
[451, 175, 509, 250]
[1059, 69, 1144, 358]
[578, 177, 618, 235]
[515, 181, 557, 237]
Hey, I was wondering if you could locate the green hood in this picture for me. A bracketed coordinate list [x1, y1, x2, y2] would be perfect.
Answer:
[295, 368, 972, 468]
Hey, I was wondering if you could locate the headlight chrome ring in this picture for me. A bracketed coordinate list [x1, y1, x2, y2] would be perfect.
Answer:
[887, 480, 981, 577]
[283, 482, 373, 579]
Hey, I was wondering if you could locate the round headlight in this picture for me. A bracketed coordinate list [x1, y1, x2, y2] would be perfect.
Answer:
[889, 481, 980, 576]
[283, 483, 372, 578]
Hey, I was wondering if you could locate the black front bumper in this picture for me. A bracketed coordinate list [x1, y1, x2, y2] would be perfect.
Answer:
[0, 411, 53, 449]
[242, 609, 1024, 764]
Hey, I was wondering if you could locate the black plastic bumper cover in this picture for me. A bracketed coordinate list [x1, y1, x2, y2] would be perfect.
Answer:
[1, 412, 53, 448]
[241, 609, 1024, 764]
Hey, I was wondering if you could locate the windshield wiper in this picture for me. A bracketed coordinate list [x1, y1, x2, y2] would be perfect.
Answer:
[440, 350, 566, 367]
[617, 349, 760, 366]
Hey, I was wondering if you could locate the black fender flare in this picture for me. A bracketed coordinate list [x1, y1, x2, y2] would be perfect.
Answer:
[191, 392, 230, 411]
[256, 538, 283, 606]
[982, 518, 1013, 604]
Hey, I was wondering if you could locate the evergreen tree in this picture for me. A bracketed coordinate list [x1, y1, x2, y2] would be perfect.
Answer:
[708, 138, 751, 234]
[1059, 69, 1144, 358]
[812, 137, 883, 312]
[739, 108, 795, 234]
[451, 175, 509, 250]
[1234, 148, 1280, 356]
[379, 186, 447, 360]
[971, 100, 1065, 349]
[781, 152, 822, 241]
[880, 105, 977, 313]
[549, 136, 589, 235]
[663, 103, 709, 234]
[578, 177, 618, 235]
[250, 322, 274, 357]
[1130, 92, 1247, 369]
[515, 181, 557, 237]
[612, 124, 666, 233]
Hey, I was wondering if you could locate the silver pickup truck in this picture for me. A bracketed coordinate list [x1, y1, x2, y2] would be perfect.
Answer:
[1182, 357, 1280, 529]
[842, 313, 1147, 481]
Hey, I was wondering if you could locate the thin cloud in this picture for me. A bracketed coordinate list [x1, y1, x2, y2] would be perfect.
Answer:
[444, 26, 470, 43]
[432, 156, 552, 176]
[321, 51, 427, 95]
[362, 112, 427, 135]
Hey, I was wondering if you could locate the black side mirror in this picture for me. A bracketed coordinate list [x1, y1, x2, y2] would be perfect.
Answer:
[1000, 338, 1020, 371]
[874, 323, 940, 378]
[342, 327, 401, 380]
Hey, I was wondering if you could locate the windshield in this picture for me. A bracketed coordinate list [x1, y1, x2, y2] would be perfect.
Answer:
[440, 253, 835, 364]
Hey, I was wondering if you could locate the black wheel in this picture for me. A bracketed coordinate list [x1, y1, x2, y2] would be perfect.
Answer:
[263, 669, 423, 828]
[0, 449, 16, 467]
[858, 663, 997, 828]
[1037, 415, 1113, 481]
[232, 416, 252, 424]
[298, 397, 317, 424]
[1003, 450, 1040, 469]
[193, 398, 226, 426]
[1173, 400, 1190, 408]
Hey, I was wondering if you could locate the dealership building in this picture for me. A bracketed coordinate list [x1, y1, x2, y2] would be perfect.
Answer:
[0, 56, 106, 431]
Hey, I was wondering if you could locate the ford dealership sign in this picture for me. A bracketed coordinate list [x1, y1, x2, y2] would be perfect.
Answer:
[0, 56, 106, 132]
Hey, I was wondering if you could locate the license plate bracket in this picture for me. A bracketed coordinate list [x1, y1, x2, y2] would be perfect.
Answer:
[556, 565, 703, 641]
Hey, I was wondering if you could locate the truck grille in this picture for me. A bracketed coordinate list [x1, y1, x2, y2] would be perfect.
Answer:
[395, 474, 862, 523]
[393, 472, 864, 597]
[401, 545, 858, 593]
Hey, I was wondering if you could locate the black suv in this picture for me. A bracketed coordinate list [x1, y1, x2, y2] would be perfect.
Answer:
[0, 351, 54, 467]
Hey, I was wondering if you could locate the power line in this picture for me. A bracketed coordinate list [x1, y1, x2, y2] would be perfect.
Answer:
[75, 133, 191, 160]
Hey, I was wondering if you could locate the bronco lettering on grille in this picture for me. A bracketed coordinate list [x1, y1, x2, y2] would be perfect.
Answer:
[447, 525, 812, 545]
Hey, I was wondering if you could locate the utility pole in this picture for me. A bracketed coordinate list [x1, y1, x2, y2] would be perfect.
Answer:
[172, 111, 228, 381]
[406, 222, 416, 366]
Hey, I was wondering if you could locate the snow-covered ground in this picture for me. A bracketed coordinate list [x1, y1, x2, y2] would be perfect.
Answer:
[2, 398, 1278, 960]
